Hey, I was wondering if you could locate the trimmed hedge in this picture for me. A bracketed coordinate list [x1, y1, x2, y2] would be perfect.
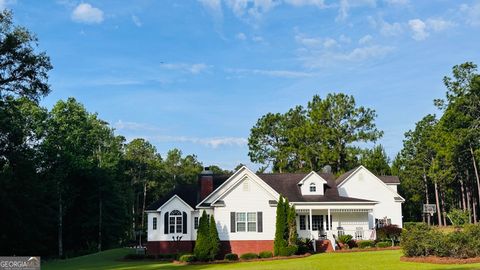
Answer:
[224, 253, 239, 261]
[376, 241, 391, 248]
[179, 254, 196, 262]
[240, 253, 259, 260]
[402, 223, 480, 258]
[279, 245, 298, 256]
[259, 251, 273, 258]
[357, 240, 375, 249]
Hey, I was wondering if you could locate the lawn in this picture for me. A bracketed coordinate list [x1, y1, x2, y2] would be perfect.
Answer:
[42, 248, 480, 270]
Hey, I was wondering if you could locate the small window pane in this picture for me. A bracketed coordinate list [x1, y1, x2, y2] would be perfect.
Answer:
[170, 225, 175, 233]
[247, 212, 256, 222]
[153, 217, 157, 230]
[237, 222, 246, 232]
[248, 222, 256, 232]
[194, 217, 199, 229]
[310, 183, 316, 192]
[237, 213, 246, 222]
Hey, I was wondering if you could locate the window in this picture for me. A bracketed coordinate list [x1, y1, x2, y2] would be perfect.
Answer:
[194, 217, 199, 229]
[153, 217, 157, 230]
[236, 212, 256, 232]
[299, 215, 306, 230]
[169, 210, 182, 233]
[310, 183, 316, 192]
[312, 215, 323, 231]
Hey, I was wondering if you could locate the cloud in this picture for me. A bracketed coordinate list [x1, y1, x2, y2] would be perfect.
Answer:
[295, 34, 338, 48]
[223, 0, 278, 22]
[71, 3, 104, 24]
[161, 63, 210, 74]
[236, 32, 247, 40]
[131, 15, 142, 27]
[408, 19, 428, 40]
[358, 34, 373, 44]
[384, 0, 408, 5]
[227, 68, 315, 78]
[336, 0, 349, 22]
[460, 2, 480, 26]
[368, 17, 403, 36]
[426, 18, 454, 32]
[114, 120, 163, 132]
[198, 0, 223, 19]
[284, 0, 327, 8]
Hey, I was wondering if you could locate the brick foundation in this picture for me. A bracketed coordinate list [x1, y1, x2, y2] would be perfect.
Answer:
[146, 241, 194, 255]
[316, 240, 334, 252]
[220, 240, 274, 256]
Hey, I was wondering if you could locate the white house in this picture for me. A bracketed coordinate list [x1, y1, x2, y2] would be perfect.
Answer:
[145, 165, 404, 255]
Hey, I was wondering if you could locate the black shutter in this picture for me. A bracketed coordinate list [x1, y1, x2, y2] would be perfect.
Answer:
[230, 212, 236, 233]
[164, 212, 169, 234]
[257, 212, 263, 232]
[183, 212, 187, 234]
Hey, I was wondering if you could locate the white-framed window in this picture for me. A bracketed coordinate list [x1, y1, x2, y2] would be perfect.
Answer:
[236, 212, 257, 232]
[169, 210, 182, 233]
[310, 183, 316, 192]
[153, 217, 157, 230]
[194, 217, 199, 229]
[299, 215, 306, 230]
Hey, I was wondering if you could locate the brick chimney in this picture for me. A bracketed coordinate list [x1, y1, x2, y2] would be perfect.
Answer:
[199, 167, 214, 200]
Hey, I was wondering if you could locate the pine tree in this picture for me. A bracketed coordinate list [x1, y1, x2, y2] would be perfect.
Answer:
[194, 210, 210, 261]
[274, 196, 287, 256]
[208, 215, 220, 260]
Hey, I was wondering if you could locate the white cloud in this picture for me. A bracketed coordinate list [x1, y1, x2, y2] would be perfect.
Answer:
[339, 34, 351, 43]
[408, 19, 428, 41]
[460, 2, 480, 26]
[336, 0, 349, 22]
[252, 35, 265, 42]
[323, 37, 337, 48]
[295, 34, 338, 48]
[358, 34, 372, 44]
[426, 18, 454, 32]
[71, 3, 104, 24]
[227, 68, 315, 78]
[198, 0, 223, 19]
[236, 32, 247, 40]
[224, 0, 278, 22]
[153, 135, 247, 148]
[161, 63, 210, 74]
[131, 15, 142, 27]
[384, 0, 408, 5]
[284, 0, 327, 8]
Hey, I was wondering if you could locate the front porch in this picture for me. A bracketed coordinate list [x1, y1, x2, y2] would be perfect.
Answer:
[295, 206, 376, 251]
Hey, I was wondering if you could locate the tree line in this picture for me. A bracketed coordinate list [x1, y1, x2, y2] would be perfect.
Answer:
[0, 11, 231, 257]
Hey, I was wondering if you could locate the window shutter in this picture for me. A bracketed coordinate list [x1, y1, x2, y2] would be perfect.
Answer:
[257, 212, 263, 232]
[183, 212, 187, 234]
[164, 212, 169, 234]
[230, 212, 236, 233]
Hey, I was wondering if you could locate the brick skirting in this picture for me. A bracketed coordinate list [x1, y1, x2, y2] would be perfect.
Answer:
[146, 240, 274, 256]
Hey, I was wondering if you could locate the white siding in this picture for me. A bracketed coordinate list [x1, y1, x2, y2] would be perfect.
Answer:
[338, 168, 403, 227]
[299, 172, 327, 196]
[213, 176, 277, 240]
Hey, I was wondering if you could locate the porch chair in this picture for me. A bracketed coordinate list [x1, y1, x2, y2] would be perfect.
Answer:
[318, 229, 327, 240]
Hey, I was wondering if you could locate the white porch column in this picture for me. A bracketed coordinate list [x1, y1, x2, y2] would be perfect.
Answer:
[327, 208, 331, 231]
[309, 208, 313, 237]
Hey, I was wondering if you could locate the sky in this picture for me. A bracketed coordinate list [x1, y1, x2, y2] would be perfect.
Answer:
[6, 0, 480, 170]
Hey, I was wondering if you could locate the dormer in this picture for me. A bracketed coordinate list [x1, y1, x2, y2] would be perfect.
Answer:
[298, 171, 328, 195]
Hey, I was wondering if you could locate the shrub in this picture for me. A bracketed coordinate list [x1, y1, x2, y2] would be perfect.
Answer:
[279, 245, 297, 256]
[297, 238, 314, 254]
[224, 253, 239, 261]
[194, 211, 211, 261]
[179, 254, 196, 263]
[259, 251, 273, 258]
[375, 241, 391, 248]
[240, 253, 258, 260]
[447, 209, 470, 227]
[403, 222, 423, 230]
[401, 223, 435, 257]
[357, 240, 375, 249]
[208, 215, 220, 260]
[338, 234, 353, 244]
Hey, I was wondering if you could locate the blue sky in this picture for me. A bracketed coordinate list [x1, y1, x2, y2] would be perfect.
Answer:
[7, 0, 480, 170]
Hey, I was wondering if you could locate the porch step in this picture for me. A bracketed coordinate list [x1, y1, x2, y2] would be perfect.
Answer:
[316, 240, 334, 253]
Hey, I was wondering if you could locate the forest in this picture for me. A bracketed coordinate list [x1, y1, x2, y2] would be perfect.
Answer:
[1, 10, 479, 258]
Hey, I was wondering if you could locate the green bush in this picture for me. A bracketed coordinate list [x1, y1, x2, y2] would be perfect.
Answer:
[338, 234, 353, 244]
[224, 253, 239, 261]
[279, 245, 297, 256]
[403, 222, 424, 230]
[375, 241, 391, 248]
[401, 223, 436, 257]
[447, 209, 470, 227]
[296, 238, 314, 254]
[357, 240, 375, 249]
[240, 253, 258, 260]
[376, 225, 402, 244]
[259, 251, 273, 258]
[179, 254, 196, 263]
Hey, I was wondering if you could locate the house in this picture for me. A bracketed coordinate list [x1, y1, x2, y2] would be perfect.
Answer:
[145, 165, 404, 255]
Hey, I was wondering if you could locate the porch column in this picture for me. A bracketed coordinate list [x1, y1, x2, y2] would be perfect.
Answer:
[327, 208, 331, 231]
[309, 208, 313, 238]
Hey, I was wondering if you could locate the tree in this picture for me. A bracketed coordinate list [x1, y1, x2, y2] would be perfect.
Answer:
[274, 196, 287, 256]
[194, 210, 210, 261]
[287, 203, 297, 247]
[248, 93, 382, 173]
[360, 145, 391, 175]
[208, 215, 220, 260]
[0, 10, 51, 102]
[125, 138, 162, 247]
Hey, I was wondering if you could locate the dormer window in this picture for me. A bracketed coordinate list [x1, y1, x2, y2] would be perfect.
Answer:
[310, 183, 316, 192]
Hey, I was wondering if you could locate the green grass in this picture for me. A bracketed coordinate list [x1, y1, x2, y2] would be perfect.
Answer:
[42, 248, 480, 270]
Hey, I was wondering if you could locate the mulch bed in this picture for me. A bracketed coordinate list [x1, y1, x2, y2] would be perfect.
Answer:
[400, 256, 480, 264]
[173, 253, 312, 265]
[333, 246, 401, 253]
